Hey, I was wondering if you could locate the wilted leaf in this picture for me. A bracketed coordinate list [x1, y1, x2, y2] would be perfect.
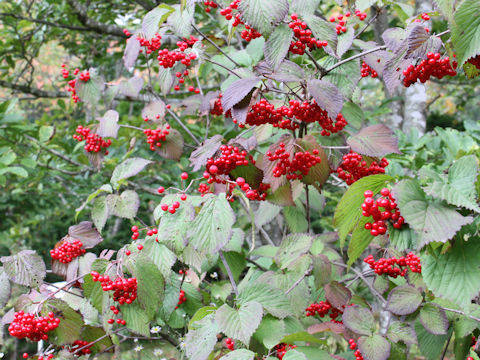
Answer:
[347, 124, 401, 157]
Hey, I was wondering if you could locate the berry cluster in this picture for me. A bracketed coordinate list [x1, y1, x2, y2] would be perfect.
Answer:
[157, 47, 198, 69]
[78, 71, 90, 82]
[336, 152, 388, 185]
[24, 354, 54, 360]
[467, 55, 480, 70]
[210, 95, 226, 116]
[107, 317, 127, 325]
[288, 14, 328, 55]
[9, 311, 60, 341]
[130, 225, 140, 240]
[329, 10, 367, 34]
[219, 0, 240, 20]
[176, 290, 187, 309]
[203, 1, 218, 12]
[69, 340, 92, 355]
[138, 33, 163, 54]
[60, 64, 80, 103]
[73, 125, 111, 154]
[348, 339, 364, 360]
[218, 0, 262, 42]
[144, 125, 170, 151]
[363, 253, 422, 277]
[403, 52, 457, 87]
[361, 61, 378, 78]
[90, 272, 138, 305]
[225, 337, 235, 350]
[230, 177, 270, 201]
[266, 143, 322, 180]
[50, 240, 86, 264]
[197, 183, 212, 196]
[274, 343, 297, 359]
[305, 301, 344, 323]
[362, 188, 404, 236]
[421, 12, 431, 21]
[204, 145, 255, 182]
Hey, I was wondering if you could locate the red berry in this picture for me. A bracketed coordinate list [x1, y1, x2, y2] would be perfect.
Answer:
[181, 172, 188, 180]
[157, 186, 165, 194]
[137, 244, 143, 251]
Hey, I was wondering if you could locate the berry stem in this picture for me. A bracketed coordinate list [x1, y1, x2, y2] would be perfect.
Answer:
[325, 45, 387, 74]
[285, 264, 313, 295]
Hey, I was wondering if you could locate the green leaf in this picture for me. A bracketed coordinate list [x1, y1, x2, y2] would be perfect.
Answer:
[215, 301, 263, 345]
[0, 250, 45, 287]
[433, 0, 454, 21]
[419, 304, 448, 335]
[219, 251, 246, 282]
[110, 157, 153, 188]
[347, 124, 401, 157]
[75, 69, 104, 104]
[387, 321, 418, 345]
[303, 15, 337, 54]
[264, 24, 293, 70]
[189, 194, 235, 253]
[422, 240, 480, 308]
[157, 198, 196, 252]
[386, 285, 423, 315]
[39, 125, 54, 142]
[41, 299, 83, 346]
[238, 282, 294, 319]
[393, 179, 473, 248]
[451, 0, 480, 67]
[81, 326, 112, 353]
[280, 331, 326, 345]
[342, 305, 376, 336]
[0, 151, 16, 166]
[291, 0, 320, 17]
[0, 166, 28, 178]
[253, 315, 286, 349]
[220, 349, 255, 360]
[357, 335, 391, 360]
[167, 5, 194, 38]
[341, 102, 364, 130]
[424, 155, 480, 212]
[415, 320, 450, 360]
[347, 215, 373, 266]
[275, 233, 312, 269]
[142, 4, 175, 39]
[185, 313, 219, 360]
[283, 349, 308, 360]
[106, 190, 140, 219]
[334, 174, 393, 243]
[144, 242, 176, 279]
[237, 0, 289, 36]
[120, 301, 150, 336]
[83, 275, 103, 312]
[188, 306, 217, 330]
[91, 196, 109, 232]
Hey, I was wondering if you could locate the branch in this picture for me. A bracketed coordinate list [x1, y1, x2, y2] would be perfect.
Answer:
[325, 45, 387, 74]
[220, 250, 239, 296]
[440, 306, 480, 323]
[305, 50, 327, 76]
[0, 13, 93, 32]
[205, 58, 241, 79]
[73, 327, 127, 355]
[285, 264, 313, 295]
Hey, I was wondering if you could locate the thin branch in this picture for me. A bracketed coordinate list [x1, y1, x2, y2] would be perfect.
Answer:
[0, 13, 92, 32]
[325, 45, 387, 74]
[285, 264, 313, 295]
[353, 8, 382, 40]
[305, 50, 327, 76]
[441, 331, 452, 360]
[204, 58, 242, 79]
[246, 258, 268, 272]
[192, 24, 240, 67]
[73, 327, 127, 355]
[38, 163, 88, 176]
[220, 250, 239, 296]
[440, 307, 480, 323]
[305, 184, 311, 233]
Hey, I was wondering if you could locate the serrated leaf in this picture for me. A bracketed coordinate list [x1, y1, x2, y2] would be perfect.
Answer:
[238, 282, 294, 319]
[222, 77, 260, 112]
[189, 194, 235, 253]
[142, 4, 175, 39]
[68, 221, 103, 248]
[387, 321, 418, 345]
[120, 301, 150, 336]
[283, 205, 308, 233]
[144, 242, 176, 279]
[155, 128, 184, 160]
[347, 124, 400, 157]
[167, 5, 194, 38]
[0, 267, 11, 308]
[421, 240, 480, 308]
[253, 315, 286, 349]
[337, 26, 355, 58]
[291, 0, 320, 17]
[142, 100, 166, 123]
[415, 320, 450, 360]
[283, 350, 308, 360]
[386, 285, 422, 315]
[307, 79, 343, 120]
[303, 15, 337, 54]
[419, 304, 448, 335]
[451, 0, 480, 67]
[347, 216, 374, 266]
[220, 349, 255, 360]
[237, 0, 289, 36]
[97, 110, 120, 138]
[406, 25, 442, 59]
[123, 37, 141, 68]
[325, 281, 352, 309]
[91, 196, 109, 232]
[106, 190, 140, 219]
[275, 233, 312, 269]
[75, 69, 104, 104]
[254, 201, 281, 228]
[158, 66, 175, 95]
[185, 313, 219, 360]
[342, 305, 375, 336]
[264, 24, 293, 70]
[216, 301, 263, 345]
[41, 299, 83, 346]
[189, 135, 223, 172]
[393, 179, 474, 248]
[358, 335, 391, 360]
[110, 157, 153, 188]
[0, 250, 45, 287]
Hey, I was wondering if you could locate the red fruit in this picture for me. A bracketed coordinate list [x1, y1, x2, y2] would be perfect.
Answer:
[161, 204, 168, 211]
[107, 318, 114, 324]
[23, 353, 28, 359]
[125, 250, 131, 256]
[181, 194, 187, 201]
[137, 244, 144, 251]
[131, 226, 138, 232]
[181, 172, 188, 180]
[236, 177, 246, 186]
[157, 186, 165, 194]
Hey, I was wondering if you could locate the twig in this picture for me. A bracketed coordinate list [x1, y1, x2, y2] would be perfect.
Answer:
[43, 282, 84, 298]
[305, 51, 327, 76]
[285, 264, 313, 295]
[119, 124, 144, 131]
[204, 58, 242, 79]
[192, 23, 240, 67]
[305, 184, 311, 233]
[73, 327, 127, 355]
[220, 250, 239, 296]
[441, 331, 452, 359]
[353, 8, 382, 40]
[440, 307, 480, 323]
[246, 258, 268, 272]
[325, 46, 387, 74]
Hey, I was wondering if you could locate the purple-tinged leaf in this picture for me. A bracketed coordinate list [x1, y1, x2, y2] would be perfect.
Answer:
[308, 322, 346, 335]
[0, 267, 11, 308]
[303, 15, 338, 57]
[155, 128, 184, 161]
[356, 40, 391, 77]
[266, 182, 295, 206]
[97, 110, 120, 139]
[296, 135, 330, 189]
[382, 28, 406, 53]
[262, 135, 295, 192]
[387, 321, 418, 345]
[336, 26, 355, 58]
[142, 4, 175, 39]
[358, 335, 391, 360]
[141, 100, 166, 123]
[325, 281, 352, 309]
[68, 221, 103, 248]
[221, 77, 261, 112]
[231, 163, 264, 189]
[0, 250, 46, 287]
[232, 88, 259, 125]
[406, 25, 442, 59]
[264, 23, 294, 70]
[52, 256, 79, 282]
[189, 135, 223, 171]
[267, 60, 305, 82]
[342, 306, 375, 336]
[307, 79, 344, 120]
[347, 124, 401, 157]
[386, 285, 422, 315]
[200, 90, 220, 115]
[119, 76, 144, 98]
[238, 0, 289, 36]
[123, 36, 141, 69]
[419, 304, 448, 335]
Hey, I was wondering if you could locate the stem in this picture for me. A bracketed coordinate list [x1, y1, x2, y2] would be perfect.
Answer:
[285, 264, 313, 295]
[325, 45, 387, 74]
[353, 7, 382, 40]
[441, 331, 452, 359]
[119, 124, 144, 131]
[73, 327, 127, 355]
[305, 184, 311, 233]
[220, 250, 239, 296]
[305, 50, 327, 76]
[440, 307, 480, 323]
[192, 23, 240, 67]
[204, 58, 241, 78]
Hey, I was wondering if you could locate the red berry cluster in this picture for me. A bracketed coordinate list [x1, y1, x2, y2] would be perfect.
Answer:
[288, 14, 328, 55]
[90, 272, 138, 305]
[336, 152, 388, 185]
[60, 64, 80, 103]
[130, 225, 140, 240]
[73, 125, 111, 154]
[144, 125, 170, 151]
[24, 355, 54, 360]
[225, 337, 235, 350]
[240, 25, 262, 42]
[107, 317, 126, 325]
[421, 13, 430, 21]
[403, 52, 457, 87]
[218, 0, 262, 42]
[138, 33, 163, 54]
[204, 145, 255, 182]
[9, 311, 60, 341]
[50, 240, 86, 264]
[362, 188, 404, 236]
[78, 71, 90, 82]
[329, 10, 367, 34]
[203, 1, 218, 12]
[467, 55, 480, 70]
[210, 95, 226, 116]
[197, 183, 212, 196]
[157, 47, 197, 69]
[219, 0, 240, 20]
[267, 143, 322, 180]
[348, 339, 364, 360]
[274, 343, 297, 359]
[229, 177, 270, 201]
[361, 61, 378, 78]
[305, 301, 344, 323]
[363, 252, 422, 277]
[175, 290, 187, 309]
[69, 340, 92, 355]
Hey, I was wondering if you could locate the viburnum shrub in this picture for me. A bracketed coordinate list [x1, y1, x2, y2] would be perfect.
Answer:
[1, 0, 480, 359]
